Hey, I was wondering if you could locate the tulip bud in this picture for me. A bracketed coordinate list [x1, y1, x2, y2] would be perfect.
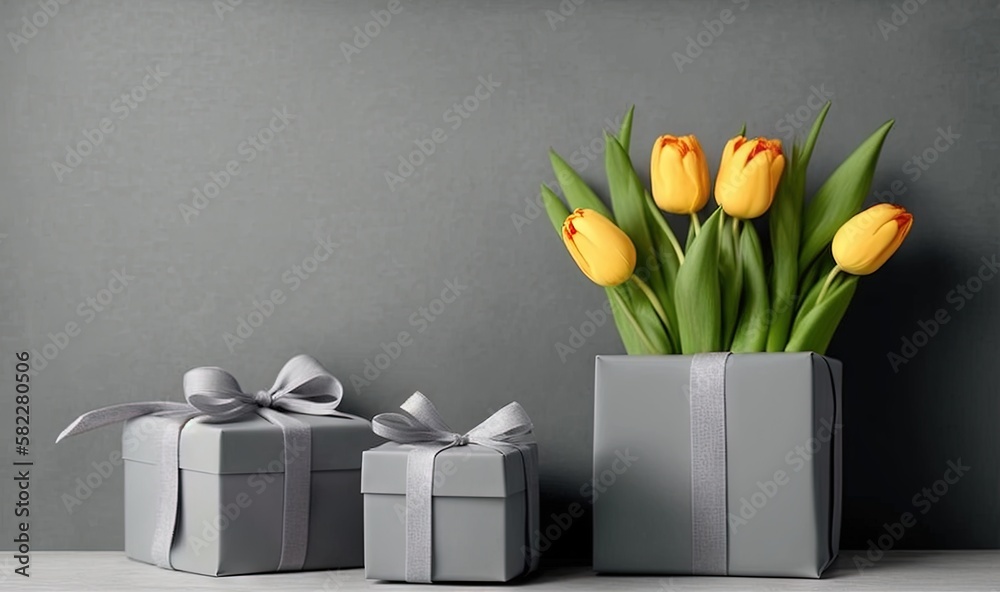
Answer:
[832, 203, 913, 275]
[715, 136, 785, 219]
[650, 135, 710, 214]
[561, 208, 637, 287]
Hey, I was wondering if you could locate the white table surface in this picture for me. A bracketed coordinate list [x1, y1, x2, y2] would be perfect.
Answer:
[4, 551, 998, 591]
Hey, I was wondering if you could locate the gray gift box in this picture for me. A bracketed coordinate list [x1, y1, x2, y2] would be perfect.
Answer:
[361, 442, 537, 582]
[122, 412, 381, 576]
[593, 352, 842, 578]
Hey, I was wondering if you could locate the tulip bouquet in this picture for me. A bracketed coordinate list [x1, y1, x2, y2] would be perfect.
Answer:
[542, 104, 912, 355]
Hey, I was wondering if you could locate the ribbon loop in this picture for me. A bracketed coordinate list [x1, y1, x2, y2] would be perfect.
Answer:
[58, 354, 345, 573]
[372, 393, 539, 582]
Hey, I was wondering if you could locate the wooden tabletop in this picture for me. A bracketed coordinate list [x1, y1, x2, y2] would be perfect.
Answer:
[5, 551, 997, 591]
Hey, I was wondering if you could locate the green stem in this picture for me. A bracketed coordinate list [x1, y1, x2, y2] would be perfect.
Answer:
[732, 217, 741, 246]
[689, 212, 702, 237]
[816, 265, 842, 305]
[645, 192, 685, 265]
[610, 288, 660, 354]
[630, 275, 672, 337]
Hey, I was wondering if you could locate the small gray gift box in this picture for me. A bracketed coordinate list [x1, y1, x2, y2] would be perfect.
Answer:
[361, 393, 539, 583]
[593, 352, 842, 578]
[58, 355, 381, 576]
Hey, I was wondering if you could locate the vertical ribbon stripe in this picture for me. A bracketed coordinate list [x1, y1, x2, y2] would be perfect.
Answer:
[258, 408, 313, 571]
[149, 413, 198, 568]
[689, 352, 731, 576]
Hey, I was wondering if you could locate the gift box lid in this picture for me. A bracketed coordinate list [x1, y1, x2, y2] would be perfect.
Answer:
[361, 442, 533, 498]
[122, 412, 382, 474]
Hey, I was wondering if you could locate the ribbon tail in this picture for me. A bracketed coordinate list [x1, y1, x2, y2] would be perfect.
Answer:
[405, 443, 452, 583]
[57, 402, 193, 443]
[149, 412, 199, 569]
[520, 444, 540, 573]
[257, 408, 312, 572]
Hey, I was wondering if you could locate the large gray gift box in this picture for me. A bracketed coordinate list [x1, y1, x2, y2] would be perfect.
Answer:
[593, 352, 842, 578]
[123, 412, 381, 575]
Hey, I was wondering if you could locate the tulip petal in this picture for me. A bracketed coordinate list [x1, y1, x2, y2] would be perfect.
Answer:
[769, 153, 786, 197]
[681, 150, 709, 212]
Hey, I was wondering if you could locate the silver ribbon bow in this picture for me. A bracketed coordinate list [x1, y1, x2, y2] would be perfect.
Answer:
[371, 392, 540, 583]
[57, 354, 349, 571]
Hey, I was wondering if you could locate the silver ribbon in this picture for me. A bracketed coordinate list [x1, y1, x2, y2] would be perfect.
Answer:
[689, 352, 731, 576]
[371, 392, 539, 583]
[57, 354, 349, 571]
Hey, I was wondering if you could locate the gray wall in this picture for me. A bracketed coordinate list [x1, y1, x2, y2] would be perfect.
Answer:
[1, 0, 997, 560]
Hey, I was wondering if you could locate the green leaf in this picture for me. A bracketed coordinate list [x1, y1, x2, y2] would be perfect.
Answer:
[799, 119, 894, 273]
[618, 105, 635, 152]
[607, 288, 649, 354]
[606, 133, 678, 349]
[686, 214, 699, 252]
[790, 253, 836, 336]
[785, 275, 858, 354]
[799, 101, 831, 165]
[737, 122, 747, 137]
[765, 101, 830, 351]
[541, 184, 570, 235]
[674, 207, 722, 353]
[549, 150, 613, 220]
[719, 215, 743, 347]
[642, 191, 682, 347]
[732, 223, 769, 352]
[607, 285, 672, 355]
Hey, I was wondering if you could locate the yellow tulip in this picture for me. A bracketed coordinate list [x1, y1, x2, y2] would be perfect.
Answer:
[714, 136, 785, 219]
[561, 208, 636, 287]
[832, 203, 913, 275]
[650, 135, 710, 214]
